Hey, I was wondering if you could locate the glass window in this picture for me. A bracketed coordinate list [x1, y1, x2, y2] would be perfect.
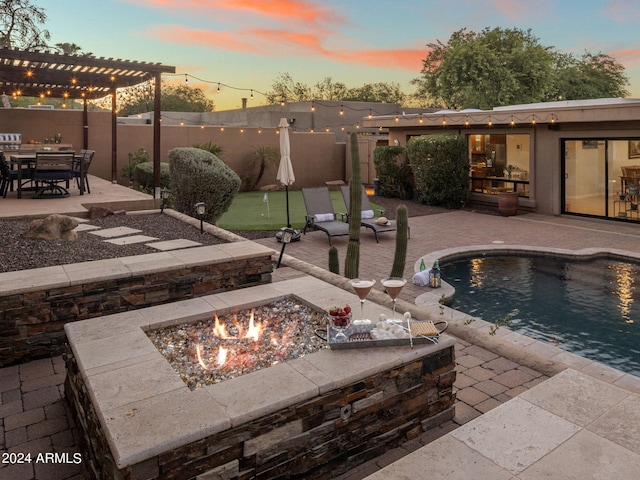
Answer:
[469, 134, 530, 197]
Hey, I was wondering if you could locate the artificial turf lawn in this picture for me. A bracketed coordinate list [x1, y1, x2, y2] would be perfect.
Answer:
[217, 189, 383, 231]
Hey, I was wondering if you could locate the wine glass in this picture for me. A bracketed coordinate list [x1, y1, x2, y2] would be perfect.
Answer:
[381, 277, 407, 320]
[350, 278, 376, 321]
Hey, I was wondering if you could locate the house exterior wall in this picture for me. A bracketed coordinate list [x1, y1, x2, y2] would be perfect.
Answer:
[378, 100, 640, 216]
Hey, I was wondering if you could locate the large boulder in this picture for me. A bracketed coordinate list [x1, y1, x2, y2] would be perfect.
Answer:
[25, 214, 79, 241]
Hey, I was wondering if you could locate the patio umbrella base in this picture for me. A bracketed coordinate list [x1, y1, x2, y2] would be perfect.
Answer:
[275, 227, 301, 243]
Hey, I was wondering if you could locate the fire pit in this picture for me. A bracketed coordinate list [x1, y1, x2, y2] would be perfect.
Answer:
[64, 276, 456, 480]
[147, 298, 327, 389]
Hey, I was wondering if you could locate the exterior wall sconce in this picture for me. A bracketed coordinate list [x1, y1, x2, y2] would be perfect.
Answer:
[195, 202, 206, 234]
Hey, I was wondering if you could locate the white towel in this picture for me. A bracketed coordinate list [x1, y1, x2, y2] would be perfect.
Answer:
[313, 213, 334, 222]
[361, 209, 375, 219]
[412, 269, 432, 286]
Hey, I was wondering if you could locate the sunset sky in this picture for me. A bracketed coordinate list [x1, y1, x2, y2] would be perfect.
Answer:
[41, 0, 640, 111]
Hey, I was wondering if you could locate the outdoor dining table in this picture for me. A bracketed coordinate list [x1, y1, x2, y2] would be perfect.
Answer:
[9, 151, 84, 198]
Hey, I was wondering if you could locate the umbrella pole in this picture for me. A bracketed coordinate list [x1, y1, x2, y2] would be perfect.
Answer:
[285, 185, 291, 228]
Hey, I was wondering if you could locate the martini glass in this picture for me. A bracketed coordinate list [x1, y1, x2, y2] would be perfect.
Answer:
[350, 278, 376, 321]
[381, 277, 407, 320]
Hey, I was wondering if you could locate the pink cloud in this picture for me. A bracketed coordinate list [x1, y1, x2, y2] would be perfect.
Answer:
[610, 47, 640, 67]
[137, 0, 342, 26]
[152, 24, 424, 71]
[213, 0, 343, 25]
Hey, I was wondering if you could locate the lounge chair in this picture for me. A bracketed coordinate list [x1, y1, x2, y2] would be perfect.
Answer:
[341, 185, 408, 243]
[302, 187, 350, 245]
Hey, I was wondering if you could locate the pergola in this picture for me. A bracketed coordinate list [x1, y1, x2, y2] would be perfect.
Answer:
[0, 47, 176, 196]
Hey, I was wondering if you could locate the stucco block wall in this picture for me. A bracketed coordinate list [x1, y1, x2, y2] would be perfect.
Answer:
[0, 109, 347, 188]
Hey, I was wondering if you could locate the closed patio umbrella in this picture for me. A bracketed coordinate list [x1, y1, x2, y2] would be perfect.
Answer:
[277, 118, 295, 227]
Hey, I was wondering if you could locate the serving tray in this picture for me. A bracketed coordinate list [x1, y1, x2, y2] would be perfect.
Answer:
[318, 320, 448, 350]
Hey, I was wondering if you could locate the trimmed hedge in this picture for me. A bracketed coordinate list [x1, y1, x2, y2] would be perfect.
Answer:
[169, 147, 240, 224]
[373, 145, 413, 200]
[133, 161, 170, 192]
[408, 134, 470, 209]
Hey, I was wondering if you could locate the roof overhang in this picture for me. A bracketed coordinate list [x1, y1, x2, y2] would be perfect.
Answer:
[0, 47, 175, 100]
[363, 98, 640, 129]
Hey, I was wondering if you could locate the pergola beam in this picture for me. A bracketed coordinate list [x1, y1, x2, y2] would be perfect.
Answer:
[0, 47, 176, 196]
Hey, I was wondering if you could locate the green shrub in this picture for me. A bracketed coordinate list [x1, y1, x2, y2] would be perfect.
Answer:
[133, 162, 170, 193]
[193, 141, 225, 158]
[373, 146, 413, 199]
[122, 148, 149, 184]
[408, 134, 470, 209]
[168, 147, 241, 224]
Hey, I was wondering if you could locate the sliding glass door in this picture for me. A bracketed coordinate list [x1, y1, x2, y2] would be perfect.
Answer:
[563, 139, 640, 220]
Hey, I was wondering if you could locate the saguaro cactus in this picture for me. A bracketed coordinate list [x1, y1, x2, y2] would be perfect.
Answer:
[344, 133, 362, 279]
[328, 246, 340, 275]
[390, 204, 408, 278]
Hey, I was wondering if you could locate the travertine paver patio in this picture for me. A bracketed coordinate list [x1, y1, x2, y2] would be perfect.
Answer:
[3, 199, 640, 478]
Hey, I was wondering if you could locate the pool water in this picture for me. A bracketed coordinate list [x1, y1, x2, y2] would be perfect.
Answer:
[442, 255, 640, 376]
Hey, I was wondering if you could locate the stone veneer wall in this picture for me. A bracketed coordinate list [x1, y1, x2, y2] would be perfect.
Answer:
[0, 256, 272, 367]
[64, 345, 456, 480]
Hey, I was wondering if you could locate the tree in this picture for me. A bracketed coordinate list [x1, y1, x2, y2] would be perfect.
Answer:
[312, 77, 349, 100]
[115, 82, 215, 116]
[266, 73, 312, 104]
[55, 42, 92, 56]
[550, 51, 629, 100]
[0, 0, 50, 49]
[413, 27, 555, 109]
[413, 27, 629, 109]
[245, 145, 279, 189]
[345, 82, 406, 104]
[266, 73, 409, 105]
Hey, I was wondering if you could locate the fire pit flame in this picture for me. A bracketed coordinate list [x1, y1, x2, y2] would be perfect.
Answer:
[245, 311, 262, 341]
[212, 314, 229, 339]
[147, 298, 329, 390]
[195, 310, 267, 371]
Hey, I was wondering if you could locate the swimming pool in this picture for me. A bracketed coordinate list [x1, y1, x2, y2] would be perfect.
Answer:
[441, 255, 640, 376]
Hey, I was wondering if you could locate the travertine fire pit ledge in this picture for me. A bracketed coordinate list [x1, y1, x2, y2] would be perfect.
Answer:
[0, 241, 276, 296]
[64, 276, 455, 469]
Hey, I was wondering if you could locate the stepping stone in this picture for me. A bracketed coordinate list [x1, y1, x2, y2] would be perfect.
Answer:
[104, 235, 159, 245]
[89, 227, 142, 238]
[146, 239, 202, 251]
[74, 224, 101, 232]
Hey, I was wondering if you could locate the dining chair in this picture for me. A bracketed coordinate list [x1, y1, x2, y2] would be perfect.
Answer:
[0, 152, 19, 198]
[33, 152, 74, 198]
[72, 149, 95, 194]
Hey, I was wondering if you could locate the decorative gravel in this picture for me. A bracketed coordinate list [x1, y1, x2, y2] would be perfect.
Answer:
[147, 297, 328, 390]
[0, 213, 228, 273]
